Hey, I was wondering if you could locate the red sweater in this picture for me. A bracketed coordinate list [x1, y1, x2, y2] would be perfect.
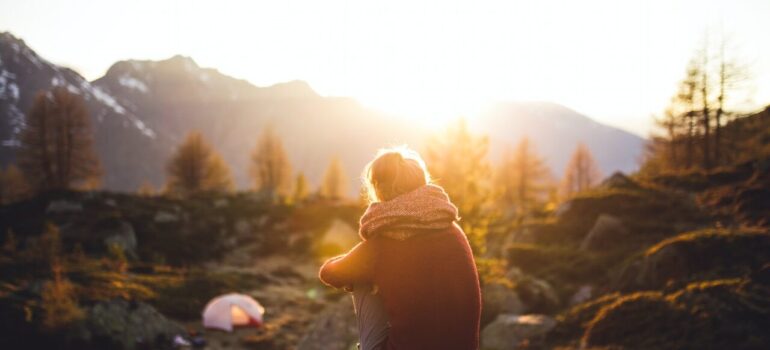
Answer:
[319, 223, 481, 350]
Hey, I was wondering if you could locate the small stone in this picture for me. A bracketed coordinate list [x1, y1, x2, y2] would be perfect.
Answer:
[46, 200, 83, 213]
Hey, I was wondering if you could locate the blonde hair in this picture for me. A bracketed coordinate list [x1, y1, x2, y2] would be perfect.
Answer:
[362, 146, 431, 203]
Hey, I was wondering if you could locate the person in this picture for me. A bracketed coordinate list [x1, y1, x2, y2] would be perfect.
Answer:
[318, 146, 482, 350]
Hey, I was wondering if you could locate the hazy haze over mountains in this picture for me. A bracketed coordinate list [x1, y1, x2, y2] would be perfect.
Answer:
[0, 32, 644, 193]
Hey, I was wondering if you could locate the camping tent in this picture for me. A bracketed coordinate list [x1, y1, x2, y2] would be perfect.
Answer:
[202, 293, 265, 332]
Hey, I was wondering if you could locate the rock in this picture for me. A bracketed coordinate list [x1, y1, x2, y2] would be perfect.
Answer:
[257, 215, 270, 227]
[751, 264, 770, 286]
[297, 297, 358, 350]
[569, 285, 593, 306]
[46, 200, 83, 214]
[154, 211, 179, 223]
[600, 172, 640, 190]
[554, 201, 572, 218]
[69, 300, 185, 350]
[579, 214, 628, 251]
[506, 268, 561, 313]
[616, 228, 770, 290]
[99, 220, 138, 258]
[481, 314, 556, 350]
[235, 219, 251, 236]
[482, 283, 525, 326]
[507, 227, 538, 245]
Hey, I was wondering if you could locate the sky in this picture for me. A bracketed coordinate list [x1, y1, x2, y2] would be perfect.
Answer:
[1, 0, 769, 136]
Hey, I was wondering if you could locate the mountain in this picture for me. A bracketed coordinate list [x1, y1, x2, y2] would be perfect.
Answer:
[475, 102, 645, 175]
[0, 32, 162, 188]
[90, 55, 425, 190]
[0, 32, 645, 193]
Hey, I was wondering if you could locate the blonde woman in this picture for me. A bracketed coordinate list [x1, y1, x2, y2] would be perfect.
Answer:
[319, 147, 481, 350]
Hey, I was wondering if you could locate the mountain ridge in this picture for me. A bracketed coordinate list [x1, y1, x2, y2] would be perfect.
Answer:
[0, 31, 644, 192]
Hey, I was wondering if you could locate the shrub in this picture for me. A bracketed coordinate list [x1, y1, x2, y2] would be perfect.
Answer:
[40, 264, 84, 330]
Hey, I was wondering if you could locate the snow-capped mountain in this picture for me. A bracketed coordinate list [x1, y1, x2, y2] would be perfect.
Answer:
[0, 32, 162, 189]
[90, 55, 424, 189]
[0, 31, 645, 192]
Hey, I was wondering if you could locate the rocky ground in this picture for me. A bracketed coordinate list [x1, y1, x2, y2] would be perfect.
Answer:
[1, 158, 769, 350]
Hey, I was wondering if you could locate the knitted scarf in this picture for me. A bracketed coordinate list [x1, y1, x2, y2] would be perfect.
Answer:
[359, 184, 459, 241]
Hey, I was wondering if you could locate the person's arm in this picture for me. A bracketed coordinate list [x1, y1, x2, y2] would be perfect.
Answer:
[318, 241, 376, 289]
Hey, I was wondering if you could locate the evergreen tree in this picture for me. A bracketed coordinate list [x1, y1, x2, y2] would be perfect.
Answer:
[562, 143, 602, 198]
[18, 87, 101, 192]
[320, 157, 348, 200]
[250, 126, 292, 197]
[165, 131, 234, 196]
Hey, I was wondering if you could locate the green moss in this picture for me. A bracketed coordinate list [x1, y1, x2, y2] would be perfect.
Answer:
[579, 278, 770, 349]
[507, 244, 604, 281]
[639, 228, 770, 288]
[548, 293, 623, 346]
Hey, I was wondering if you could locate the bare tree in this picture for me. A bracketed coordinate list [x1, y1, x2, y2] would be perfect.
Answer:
[18, 87, 101, 191]
[714, 35, 750, 165]
[642, 31, 752, 174]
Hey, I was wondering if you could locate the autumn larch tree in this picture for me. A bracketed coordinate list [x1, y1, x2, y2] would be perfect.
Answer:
[424, 119, 492, 254]
[562, 143, 602, 198]
[292, 172, 310, 203]
[165, 131, 234, 196]
[496, 137, 553, 219]
[0, 164, 31, 204]
[17, 87, 101, 192]
[250, 126, 292, 197]
[319, 156, 348, 200]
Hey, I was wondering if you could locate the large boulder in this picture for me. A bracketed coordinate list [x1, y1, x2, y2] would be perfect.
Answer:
[98, 220, 138, 258]
[481, 282, 525, 326]
[481, 314, 556, 350]
[153, 211, 179, 223]
[69, 300, 185, 350]
[583, 279, 770, 349]
[507, 268, 561, 313]
[616, 228, 770, 290]
[579, 214, 628, 251]
[568, 285, 594, 306]
[297, 297, 357, 350]
[600, 172, 640, 190]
